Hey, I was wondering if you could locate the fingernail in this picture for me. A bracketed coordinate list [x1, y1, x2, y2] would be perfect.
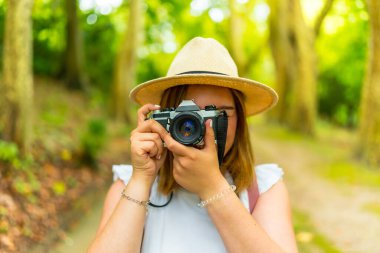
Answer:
[209, 120, 213, 128]
[154, 104, 161, 108]
[157, 155, 161, 160]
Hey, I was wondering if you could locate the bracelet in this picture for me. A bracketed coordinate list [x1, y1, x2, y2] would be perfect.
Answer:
[197, 185, 236, 208]
[121, 188, 150, 209]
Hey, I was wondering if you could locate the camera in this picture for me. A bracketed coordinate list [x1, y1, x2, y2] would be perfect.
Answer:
[147, 100, 228, 165]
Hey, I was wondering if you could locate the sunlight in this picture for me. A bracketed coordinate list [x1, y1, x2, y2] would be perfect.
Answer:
[301, 0, 324, 23]
[252, 3, 270, 22]
[79, 0, 123, 14]
[86, 13, 98, 25]
[209, 8, 225, 23]
[190, 0, 211, 16]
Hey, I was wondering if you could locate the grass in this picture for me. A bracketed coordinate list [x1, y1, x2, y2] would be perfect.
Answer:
[321, 160, 380, 188]
[292, 209, 341, 253]
[362, 202, 380, 217]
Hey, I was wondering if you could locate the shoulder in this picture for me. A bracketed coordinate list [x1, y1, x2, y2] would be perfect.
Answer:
[255, 163, 284, 194]
[252, 179, 297, 253]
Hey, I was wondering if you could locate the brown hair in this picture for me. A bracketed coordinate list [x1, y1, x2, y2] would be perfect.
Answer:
[158, 85, 255, 194]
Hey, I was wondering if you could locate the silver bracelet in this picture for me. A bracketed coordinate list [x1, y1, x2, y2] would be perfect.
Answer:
[197, 185, 236, 208]
[121, 188, 150, 209]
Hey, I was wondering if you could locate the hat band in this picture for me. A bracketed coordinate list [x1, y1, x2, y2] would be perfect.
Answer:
[177, 71, 228, 76]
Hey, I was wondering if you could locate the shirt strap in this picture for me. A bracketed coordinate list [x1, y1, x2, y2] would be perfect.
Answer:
[247, 180, 259, 213]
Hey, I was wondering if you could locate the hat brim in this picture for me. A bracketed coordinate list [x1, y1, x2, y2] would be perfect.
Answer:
[130, 74, 278, 116]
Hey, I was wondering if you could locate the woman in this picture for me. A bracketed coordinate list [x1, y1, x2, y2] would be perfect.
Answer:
[88, 37, 298, 253]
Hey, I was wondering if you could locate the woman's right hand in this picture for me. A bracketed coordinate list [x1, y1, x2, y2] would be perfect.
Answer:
[130, 104, 168, 186]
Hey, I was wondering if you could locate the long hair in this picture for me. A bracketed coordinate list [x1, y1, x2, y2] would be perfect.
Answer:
[158, 85, 255, 194]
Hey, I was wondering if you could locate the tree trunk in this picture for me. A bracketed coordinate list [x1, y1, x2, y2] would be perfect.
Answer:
[111, 0, 143, 123]
[358, 0, 380, 167]
[65, 0, 87, 90]
[268, 0, 292, 123]
[268, 0, 316, 135]
[0, 0, 34, 154]
[288, 0, 316, 134]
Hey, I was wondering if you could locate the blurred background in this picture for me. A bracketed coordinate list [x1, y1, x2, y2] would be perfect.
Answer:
[0, 0, 379, 252]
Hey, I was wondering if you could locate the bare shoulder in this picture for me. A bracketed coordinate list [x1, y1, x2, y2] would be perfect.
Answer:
[95, 180, 125, 236]
[252, 180, 298, 253]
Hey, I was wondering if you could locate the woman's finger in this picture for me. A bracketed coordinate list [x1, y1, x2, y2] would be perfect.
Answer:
[133, 132, 164, 159]
[137, 104, 161, 125]
[135, 119, 168, 137]
[162, 133, 190, 157]
[136, 140, 159, 158]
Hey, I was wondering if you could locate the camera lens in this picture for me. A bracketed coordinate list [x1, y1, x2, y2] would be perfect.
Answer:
[179, 119, 196, 138]
[170, 112, 204, 145]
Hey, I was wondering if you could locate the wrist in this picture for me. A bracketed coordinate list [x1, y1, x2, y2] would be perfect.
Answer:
[130, 172, 156, 188]
[126, 175, 154, 200]
[198, 176, 230, 200]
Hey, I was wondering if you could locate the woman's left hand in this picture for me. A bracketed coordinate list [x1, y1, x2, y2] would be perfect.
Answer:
[162, 119, 229, 199]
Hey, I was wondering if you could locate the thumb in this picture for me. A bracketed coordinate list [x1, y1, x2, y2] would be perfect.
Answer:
[204, 119, 216, 151]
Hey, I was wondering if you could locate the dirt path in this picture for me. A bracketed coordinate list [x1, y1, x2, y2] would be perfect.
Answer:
[253, 126, 380, 253]
[50, 191, 105, 253]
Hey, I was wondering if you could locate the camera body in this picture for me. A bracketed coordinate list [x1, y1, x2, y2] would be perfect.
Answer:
[148, 100, 228, 165]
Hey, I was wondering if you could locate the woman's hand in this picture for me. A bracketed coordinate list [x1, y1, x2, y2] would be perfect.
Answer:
[162, 119, 229, 199]
[130, 104, 168, 186]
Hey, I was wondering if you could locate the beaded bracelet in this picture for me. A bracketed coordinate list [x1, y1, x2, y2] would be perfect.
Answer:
[197, 185, 236, 208]
[121, 188, 150, 210]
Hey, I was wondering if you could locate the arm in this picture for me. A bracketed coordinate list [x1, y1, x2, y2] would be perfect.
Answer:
[88, 104, 168, 253]
[88, 178, 151, 253]
[204, 179, 298, 253]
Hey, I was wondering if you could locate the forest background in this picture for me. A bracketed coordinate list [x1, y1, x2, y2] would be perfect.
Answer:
[0, 0, 379, 252]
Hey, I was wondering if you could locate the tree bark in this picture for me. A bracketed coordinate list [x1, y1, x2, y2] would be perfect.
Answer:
[65, 0, 87, 90]
[268, 0, 334, 134]
[358, 0, 380, 167]
[268, 0, 292, 124]
[111, 0, 143, 123]
[314, 0, 335, 37]
[288, 0, 316, 134]
[0, 0, 34, 154]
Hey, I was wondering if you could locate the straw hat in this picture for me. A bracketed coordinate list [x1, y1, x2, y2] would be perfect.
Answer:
[130, 37, 278, 116]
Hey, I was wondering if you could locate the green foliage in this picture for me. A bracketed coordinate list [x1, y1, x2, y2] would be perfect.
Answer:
[317, 0, 368, 127]
[320, 161, 380, 188]
[0, 140, 19, 163]
[13, 177, 40, 195]
[52, 181, 67, 196]
[362, 202, 380, 217]
[0, 206, 8, 234]
[81, 11, 117, 93]
[0, 140, 40, 201]
[66, 176, 78, 188]
[80, 118, 107, 166]
[32, 0, 66, 76]
[0, 206, 7, 216]
[40, 104, 68, 127]
[12, 167, 41, 203]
